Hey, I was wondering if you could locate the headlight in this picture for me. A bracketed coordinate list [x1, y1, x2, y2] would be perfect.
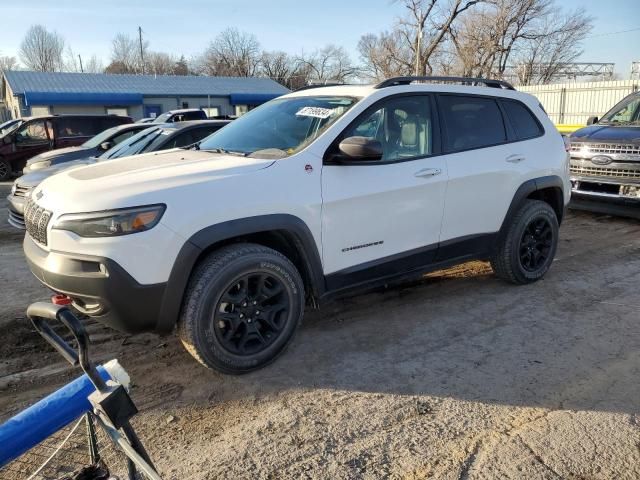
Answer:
[53, 204, 166, 238]
[10, 182, 16, 195]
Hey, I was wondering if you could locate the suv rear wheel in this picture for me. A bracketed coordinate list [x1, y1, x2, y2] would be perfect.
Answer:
[178, 243, 305, 374]
[491, 199, 559, 284]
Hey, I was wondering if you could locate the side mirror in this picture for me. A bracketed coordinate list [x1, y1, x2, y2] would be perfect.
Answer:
[100, 141, 113, 151]
[586, 116, 598, 126]
[2, 136, 11, 145]
[338, 136, 383, 161]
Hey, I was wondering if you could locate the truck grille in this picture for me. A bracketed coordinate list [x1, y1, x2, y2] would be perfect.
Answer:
[570, 165, 640, 180]
[24, 199, 52, 245]
[13, 184, 33, 198]
[570, 142, 640, 156]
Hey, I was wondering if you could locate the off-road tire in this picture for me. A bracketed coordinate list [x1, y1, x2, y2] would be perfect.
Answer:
[178, 243, 305, 374]
[491, 199, 559, 284]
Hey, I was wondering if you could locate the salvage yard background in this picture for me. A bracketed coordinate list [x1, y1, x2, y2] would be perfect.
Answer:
[1, 182, 639, 479]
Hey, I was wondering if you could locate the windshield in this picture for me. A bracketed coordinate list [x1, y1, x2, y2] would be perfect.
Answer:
[153, 112, 172, 123]
[81, 126, 121, 148]
[600, 95, 640, 125]
[99, 126, 170, 159]
[0, 119, 22, 136]
[199, 96, 359, 158]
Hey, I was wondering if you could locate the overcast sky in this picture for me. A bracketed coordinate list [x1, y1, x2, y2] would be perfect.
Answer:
[1, 0, 639, 77]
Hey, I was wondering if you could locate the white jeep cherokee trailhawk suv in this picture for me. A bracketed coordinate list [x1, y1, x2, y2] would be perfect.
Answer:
[23, 76, 570, 374]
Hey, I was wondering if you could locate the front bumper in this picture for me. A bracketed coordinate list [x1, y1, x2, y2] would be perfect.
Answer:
[7, 193, 25, 229]
[24, 234, 168, 334]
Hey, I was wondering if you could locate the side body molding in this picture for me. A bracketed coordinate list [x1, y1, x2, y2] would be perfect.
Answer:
[156, 214, 325, 333]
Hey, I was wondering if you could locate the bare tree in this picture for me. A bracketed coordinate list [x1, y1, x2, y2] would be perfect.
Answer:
[358, 31, 414, 80]
[200, 28, 261, 77]
[84, 55, 105, 74]
[145, 51, 176, 75]
[0, 55, 19, 76]
[359, 0, 485, 79]
[107, 33, 146, 74]
[19, 25, 65, 72]
[260, 51, 302, 88]
[297, 45, 359, 83]
[515, 8, 592, 84]
[173, 55, 189, 76]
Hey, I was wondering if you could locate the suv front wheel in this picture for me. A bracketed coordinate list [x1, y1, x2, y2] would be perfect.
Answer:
[491, 199, 559, 284]
[178, 243, 305, 374]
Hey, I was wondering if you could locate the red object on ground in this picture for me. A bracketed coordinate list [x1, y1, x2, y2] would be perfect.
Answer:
[51, 294, 72, 305]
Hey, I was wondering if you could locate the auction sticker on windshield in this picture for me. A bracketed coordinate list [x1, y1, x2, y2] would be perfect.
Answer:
[296, 107, 334, 119]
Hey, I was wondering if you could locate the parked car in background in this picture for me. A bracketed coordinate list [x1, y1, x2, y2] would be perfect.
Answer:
[20, 77, 569, 374]
[23, 123, 152, 174]
[0, 118, 23, 136]
[568, 91, 640, 218]
[7, 120, 230, 229]
[152, 109, 208, 123]
[0, 114, 132, 181]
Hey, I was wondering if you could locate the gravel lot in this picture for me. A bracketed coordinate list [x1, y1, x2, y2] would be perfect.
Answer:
[1, 181, 639, 479]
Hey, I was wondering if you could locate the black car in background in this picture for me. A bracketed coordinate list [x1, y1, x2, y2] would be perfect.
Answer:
[7, 120, 231, 229]
[569, 91, 640, 218]
[23, 123, 152, 174]
[0, 114, 132, 180]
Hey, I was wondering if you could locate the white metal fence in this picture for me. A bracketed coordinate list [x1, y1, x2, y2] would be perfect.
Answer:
[518, 80, 640, 124]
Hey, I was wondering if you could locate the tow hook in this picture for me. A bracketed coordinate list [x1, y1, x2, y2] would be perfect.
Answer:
[51, 294, 73, 306]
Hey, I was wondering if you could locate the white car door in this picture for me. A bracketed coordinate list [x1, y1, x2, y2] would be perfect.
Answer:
[436, 94, 541, 254]
[321, 94, 448, 287]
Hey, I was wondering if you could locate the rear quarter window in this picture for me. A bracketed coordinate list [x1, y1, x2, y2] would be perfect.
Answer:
[438, 95, 507, 152]
[501, 100, 543, 140]
[55, 117, 94, 138]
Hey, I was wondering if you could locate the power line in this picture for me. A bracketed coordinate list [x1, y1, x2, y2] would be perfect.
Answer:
[585, 27, 640, 39]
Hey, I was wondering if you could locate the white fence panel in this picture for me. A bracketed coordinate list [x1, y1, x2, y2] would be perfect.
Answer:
[519, 80, 640, 124]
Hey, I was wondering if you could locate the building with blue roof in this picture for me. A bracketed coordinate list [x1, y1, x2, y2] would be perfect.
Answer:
[0, 70, 289, 121]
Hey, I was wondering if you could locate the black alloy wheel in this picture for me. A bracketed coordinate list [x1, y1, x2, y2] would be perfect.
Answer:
[519, 217, 554, 272]
[214, 273, 290, 356]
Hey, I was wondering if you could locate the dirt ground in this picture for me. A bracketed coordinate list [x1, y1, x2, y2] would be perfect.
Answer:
[1, 181, 639, 479]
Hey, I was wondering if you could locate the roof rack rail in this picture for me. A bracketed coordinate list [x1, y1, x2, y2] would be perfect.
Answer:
[375, 76, 515, 90]
[294, 82, 348, 92]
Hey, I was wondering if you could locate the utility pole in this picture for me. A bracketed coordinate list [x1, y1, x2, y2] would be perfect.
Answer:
[415, 25, 422, 76]
[78, 54, 84, 73]
[138, 26, 145, 74]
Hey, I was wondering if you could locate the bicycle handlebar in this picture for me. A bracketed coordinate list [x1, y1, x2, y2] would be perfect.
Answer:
[27, 302, 108, 392]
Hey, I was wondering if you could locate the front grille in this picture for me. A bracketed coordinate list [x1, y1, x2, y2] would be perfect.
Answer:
[24, 199, 52, 245]
[570, 165, 640, 180]
[13, 184, 32, 198]
[7, 210, 25, 229]
[570, 142, 640, 156]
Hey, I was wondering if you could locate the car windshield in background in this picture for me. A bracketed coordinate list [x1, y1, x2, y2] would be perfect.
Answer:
[153, 112, 172, 123]
[99, 127, 168, 159]
[81, 126, 121, 148]
[199, 96, 359, 158]
[0, 119, 22, 136]
[600, 95, 640, 125]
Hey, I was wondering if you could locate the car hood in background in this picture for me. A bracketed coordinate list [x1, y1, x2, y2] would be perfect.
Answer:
[571, 125, 640, 144]
[25, 146, 94, 165]
[17, 158, 98, 188]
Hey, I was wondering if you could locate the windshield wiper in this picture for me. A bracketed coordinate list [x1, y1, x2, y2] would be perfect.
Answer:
[208, 147, 248, 157]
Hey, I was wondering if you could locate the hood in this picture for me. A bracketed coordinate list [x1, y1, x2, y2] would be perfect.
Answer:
[26, 146, 91, 165]
[571, 125, 640, 144]
[34, 149, 276, 213]
[17, 158, 97, 188]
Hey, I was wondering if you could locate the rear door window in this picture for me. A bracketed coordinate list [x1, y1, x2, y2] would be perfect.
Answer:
[56, 118, 94, 138]
[438, 95, 506, 152]
[501, 100, 543, 140]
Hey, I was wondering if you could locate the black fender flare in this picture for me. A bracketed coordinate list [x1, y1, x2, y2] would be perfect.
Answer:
[156, 214, 324, 333]
[498, 175, 565, 242]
